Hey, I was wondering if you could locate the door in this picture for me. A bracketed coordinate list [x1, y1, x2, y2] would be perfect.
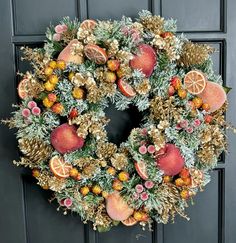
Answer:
[0, 0, 236, 243]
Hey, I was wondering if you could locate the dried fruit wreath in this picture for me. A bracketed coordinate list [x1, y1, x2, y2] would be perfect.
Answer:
[4, 10, 233, 232]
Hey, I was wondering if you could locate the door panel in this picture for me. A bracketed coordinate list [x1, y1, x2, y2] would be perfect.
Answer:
[1, 0, 235, 243]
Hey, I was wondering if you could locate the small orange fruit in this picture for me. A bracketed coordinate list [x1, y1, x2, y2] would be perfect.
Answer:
[160, 32, 173, 38]
[43, 97, 54, 108]
[179, 168, 190, 179]
[102, 191, 109, 198]
[107, 59, 120, 71]
[92, 185, 102, 195]
[75, 172, 81, 181]
[44, 81, 55, 91]
[47, 93, 57, 103]
[183, 177, 192, 186]
[44, 66, 54, 76]
[51, 103, 64, 114]
[133, 211, 143, 221]
[192, 97, 203, 109]
[112, 179, 123, 191]
[107, 167, 116, 176]
[32, 169, 40, 178]
[205, 114, 213, 123]
[69, 168, 79, 178]
[48, 60, 57, 69]
[178, 88, 187, 99]
[175, 178, 184, 187]
[118, 171, 129, 182]
[163, 175, 171, 183]
[171, 76, 182, 90]
[42, 184, 49, 190]
[68, 72, 75, 81]
[202, 103, 210, 111]
[72, 87, 85, 99]
[80, 186, 90, 196]
[49, 74, 59, 84]
[116, 68, 124, 78]
[57, 60, 66, 70]
[180, 189, 190, 199]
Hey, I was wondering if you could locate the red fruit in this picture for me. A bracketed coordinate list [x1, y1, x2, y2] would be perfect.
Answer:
[117, 79, 136, 97]
[107, 59, 120, 71]
[134, 161, 148, 180]
[50, 123, 84, 154]
[106, 192, 134, 221]
[130, 44, 157, 77]
[171, 76, 182, 90]
[161, 32, 173, 38]
[168, 85, 175, 96]
[204, 115, 213, 123]
[58, 39, 83, 65]
[197, 81, 227, 113]
[69, 108, 78, 119]
[156, 144, 185, 176]
[179, 168, 190, 178]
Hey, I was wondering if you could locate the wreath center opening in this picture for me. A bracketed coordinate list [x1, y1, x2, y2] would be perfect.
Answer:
[104, 103, 143, 145]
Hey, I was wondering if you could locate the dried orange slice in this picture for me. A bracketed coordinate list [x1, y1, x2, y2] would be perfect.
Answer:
[49, 156, 72, 178]
[134, 161, 148, 180]
[17, 78, 30, 99]
[122, 216, 138, 226]
[184, 70, 206, 95]
[84, 44, 108, 64]
[80, 19, 97, 30]
[117, 79, 136, 98]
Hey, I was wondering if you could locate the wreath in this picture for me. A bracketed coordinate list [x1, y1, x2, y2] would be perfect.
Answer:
[4, 10, 233, 232]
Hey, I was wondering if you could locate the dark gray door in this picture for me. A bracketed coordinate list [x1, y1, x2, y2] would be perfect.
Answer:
[0, 0, 236, 243]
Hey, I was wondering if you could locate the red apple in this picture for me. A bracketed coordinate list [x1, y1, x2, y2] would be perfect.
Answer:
[50, 123, 84, 154]
[130, 44, 157, 77]
[57, 39, 84, 65]
[106, 192, 134, 221]
[156, 144, 184, 176]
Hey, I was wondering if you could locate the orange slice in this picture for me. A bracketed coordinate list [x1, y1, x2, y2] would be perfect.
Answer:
[134, 161, 148, 180]
[80, 19, 97, 30]
[84, 44, 108, 64]
[184, 70, 206, 95]
[49, 156, 72, 178]
[117, 79, 136, 98]
[122, 216, 138, 226]
[17, 78, 30, 99]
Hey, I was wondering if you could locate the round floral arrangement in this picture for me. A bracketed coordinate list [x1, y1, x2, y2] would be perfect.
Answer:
[4, 10, 233, 232]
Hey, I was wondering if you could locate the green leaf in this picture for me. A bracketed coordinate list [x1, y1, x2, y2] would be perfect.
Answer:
[223, 86, 232, 94]
[97, 225, 111, 232]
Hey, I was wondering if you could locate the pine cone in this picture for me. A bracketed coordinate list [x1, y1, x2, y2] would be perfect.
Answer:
[18, 138, 53, 164]
[178, 42, 215, 67]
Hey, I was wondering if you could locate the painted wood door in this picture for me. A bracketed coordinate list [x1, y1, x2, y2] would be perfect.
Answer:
[0, 0, 236, 243]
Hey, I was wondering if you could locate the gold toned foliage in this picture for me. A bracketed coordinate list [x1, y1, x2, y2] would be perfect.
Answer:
[110, 152, 128, 170]
[150, 96, 183, 122]
[140, 15, 164, 35]
[178, 41, 215, 67]
[96, 142, 117, 159]
[18, 138, 53, 164]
